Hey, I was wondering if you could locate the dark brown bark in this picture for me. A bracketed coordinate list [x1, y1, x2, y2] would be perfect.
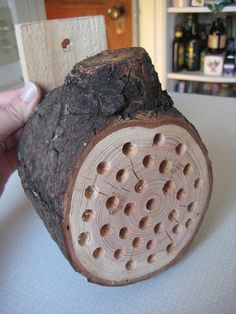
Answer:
[18, 47, 212, 286]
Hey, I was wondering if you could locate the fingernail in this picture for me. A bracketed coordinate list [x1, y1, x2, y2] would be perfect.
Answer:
[20, 82, 37, 103]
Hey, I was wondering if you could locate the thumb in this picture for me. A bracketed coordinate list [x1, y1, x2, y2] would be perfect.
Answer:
[0, 82, 41, 142]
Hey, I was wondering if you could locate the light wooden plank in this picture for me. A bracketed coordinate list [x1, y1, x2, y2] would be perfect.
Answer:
[15, 16, 107, 91]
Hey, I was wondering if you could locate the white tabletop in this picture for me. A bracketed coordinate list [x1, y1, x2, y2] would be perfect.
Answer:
[1, 93, 236, 314]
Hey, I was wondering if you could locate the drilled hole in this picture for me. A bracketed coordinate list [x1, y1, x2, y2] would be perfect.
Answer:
[147, 254, 157, 264]
[185, 218, 193, 230]
[97, 161, 111, 175]
[153, 133, 166, 146]
[166, 243, 176, 253]
[154, 222, 165, 234]
[82, 209, 96, 222]
[106, 196, 119, 213]
[162, 180, 176, 195]
[143, 155, 155, 168]
[139, 216, 149, 230]
[135, 179, 148, 193]
[93, 247, 105, 259]
[100, 224, 113, 237]
[119, 227, 129, 239]
[124, 203, 136, 216]
[78, 232, 91, 246]
[114, 249, 125, 259]
[126, 260, 137, 271]
[85, 185, 98, 200]
[172, 224, 183, 235]
[187, 202, 198, 213]
[146, 239, 157, 250]
[61, 38, 71, 49]
[176, 188, 187, 201]
[159, 160, 173, 174]
[146, 198, 158, 211]
[122, 142, 138, 157]
[116, 169, 129, 183]
[132, 237, 143, 248]
[168, 209, 179, 222]
[194, 178, 203, 189]
[183, 163, 194, 176]
[176, 143, 187, 156]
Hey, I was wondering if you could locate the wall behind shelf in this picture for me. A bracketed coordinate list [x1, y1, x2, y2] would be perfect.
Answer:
[139, 0, 167, 89]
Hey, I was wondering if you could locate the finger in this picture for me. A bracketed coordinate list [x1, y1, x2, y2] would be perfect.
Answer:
[0, 82, 41, 142]
[0, 128, 22, 152]
[0, 87, 23, 106]
[0, 147, 18, 196]
[0, 147, 18, 181]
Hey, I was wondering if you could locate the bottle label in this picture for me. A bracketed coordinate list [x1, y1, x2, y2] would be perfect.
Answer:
[179, 44, 184, 66]
[175, 31, 183, 38]
[185, 42, 200, 70]
[223, 63, 235, 76]
[219, 34, 226, 49]
[208, 34, 219, 49]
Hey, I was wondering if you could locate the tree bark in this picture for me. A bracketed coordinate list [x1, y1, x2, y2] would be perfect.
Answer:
[18, 47, 213, 286]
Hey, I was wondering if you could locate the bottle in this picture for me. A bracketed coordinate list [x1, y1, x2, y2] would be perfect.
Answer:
[218, 18, 226, 51]
[207, 19, 226, 54]
[186, 81, 193, 94]
[172, 26, 185, 72]
[223, 38, 236, 76]
[199, 25, 207, 71]
[219, 83, 229, 97]
[226, 16, 233, 42]
[175, 80, 186, 93]
[185, 14, 201, 71]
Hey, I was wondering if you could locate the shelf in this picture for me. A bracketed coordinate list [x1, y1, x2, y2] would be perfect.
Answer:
[167, 71, 236, 83]
[168, 6, 236, 13]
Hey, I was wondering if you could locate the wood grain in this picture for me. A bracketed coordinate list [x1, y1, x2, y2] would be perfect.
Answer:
[15, 16, 107, 91]
[65, 116, 212, 284]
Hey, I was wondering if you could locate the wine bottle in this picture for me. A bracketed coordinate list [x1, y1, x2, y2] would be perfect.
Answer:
[226, 16, 233, 41]
[199, 25, 207, 71]
[185, 14, 201, 71]
[172, 26, 185, 72]
[207, 19, 226, 54]
[223, 38, 236, 77]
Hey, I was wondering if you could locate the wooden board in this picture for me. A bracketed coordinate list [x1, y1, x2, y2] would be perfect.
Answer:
[15, 16, 107, 91]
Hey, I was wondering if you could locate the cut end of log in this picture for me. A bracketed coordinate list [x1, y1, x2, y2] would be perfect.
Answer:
[18, 47, 213, 286]
[64, 115, 212, 286]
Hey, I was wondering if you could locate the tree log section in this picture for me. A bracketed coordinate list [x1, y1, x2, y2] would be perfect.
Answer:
[18, 48, 213, 286]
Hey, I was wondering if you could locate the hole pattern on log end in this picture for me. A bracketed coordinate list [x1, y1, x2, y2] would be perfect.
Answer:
[69, 123, 211, 284]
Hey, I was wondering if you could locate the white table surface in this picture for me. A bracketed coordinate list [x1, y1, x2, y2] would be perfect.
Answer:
[1, 93, 236, 314]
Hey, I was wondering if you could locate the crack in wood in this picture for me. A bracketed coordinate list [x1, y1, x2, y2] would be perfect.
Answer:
[165, 230, 173, 242]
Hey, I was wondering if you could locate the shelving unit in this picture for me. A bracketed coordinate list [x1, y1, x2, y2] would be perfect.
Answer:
[168, 5, 236, 13]
[168, 71, 236, 83]
[166, 3, 236, 97]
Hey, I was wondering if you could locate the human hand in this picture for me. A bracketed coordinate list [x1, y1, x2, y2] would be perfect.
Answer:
[0, 82, 41, 195]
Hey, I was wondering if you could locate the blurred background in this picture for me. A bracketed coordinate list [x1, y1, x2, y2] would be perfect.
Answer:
[0, 0, 236, 98]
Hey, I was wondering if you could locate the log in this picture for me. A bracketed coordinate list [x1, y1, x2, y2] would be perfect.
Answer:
[18, 47, 213, 286]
